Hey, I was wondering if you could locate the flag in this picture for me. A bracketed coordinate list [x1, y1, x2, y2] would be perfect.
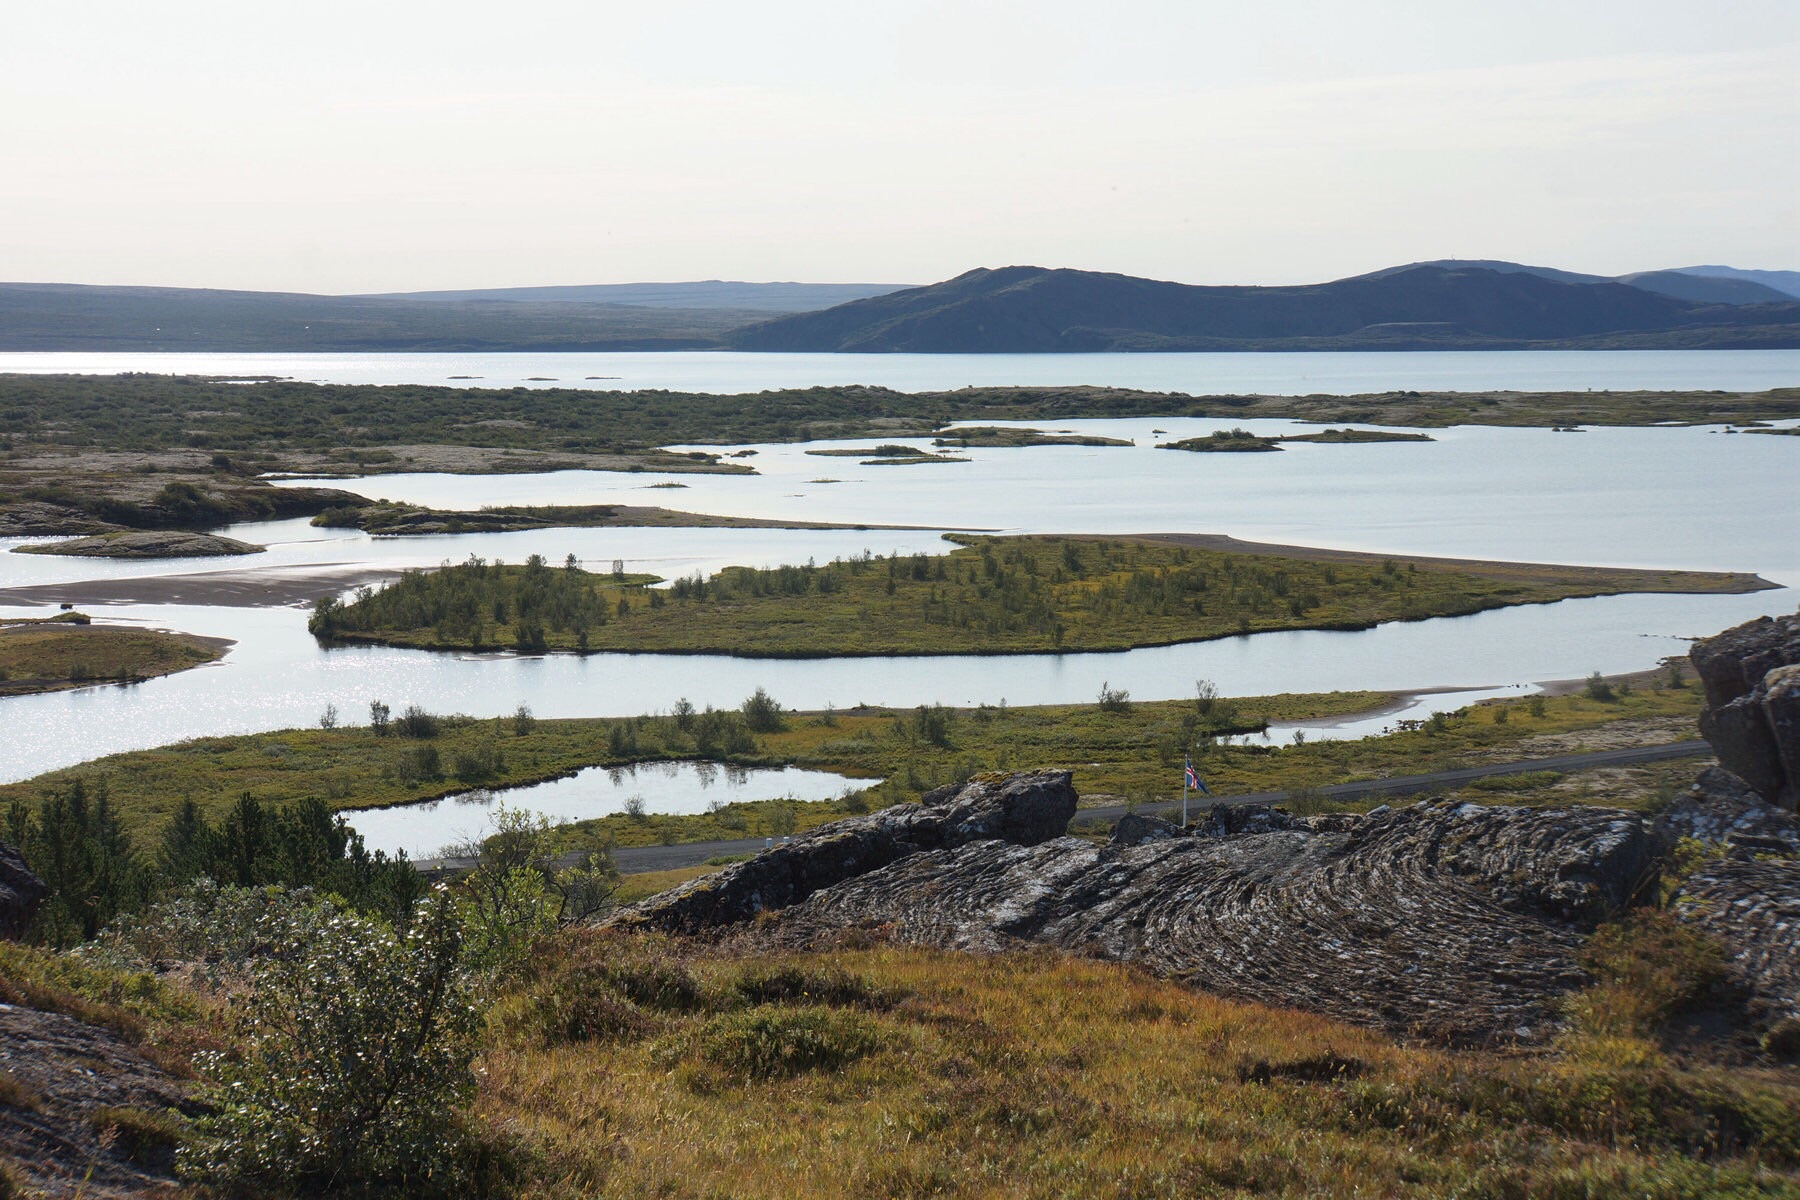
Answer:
[1185, 758, 1209, 794]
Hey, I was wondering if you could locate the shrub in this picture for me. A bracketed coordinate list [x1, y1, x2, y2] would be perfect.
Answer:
[1584, 671, 1617, 702]
[741, 687, 785, 733]
[1096, 682, 1131, 713]
[690, 1005, 885, 1079]
[189, 892, 479, 1194]
[393, 704, 441, 738]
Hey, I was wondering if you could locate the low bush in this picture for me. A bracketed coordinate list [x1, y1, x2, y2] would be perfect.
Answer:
[689, 1005, 886, 1079]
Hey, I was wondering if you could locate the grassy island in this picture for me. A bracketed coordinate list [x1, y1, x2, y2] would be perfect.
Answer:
[307, 534, 1770, 659]
[0, 616, 225, 696]
[1158, 427, 1436, 452]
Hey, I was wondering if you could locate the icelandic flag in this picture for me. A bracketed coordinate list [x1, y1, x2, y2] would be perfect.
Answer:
[1185, 758, 1210, 795]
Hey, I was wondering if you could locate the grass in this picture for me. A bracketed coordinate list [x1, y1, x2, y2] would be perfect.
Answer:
[0, 624, 223, 697]
[1159, 427, 1436, 451]
[470, 929, 1800, 1198]
[0, 678, 1704, 854]
[0, 940, 219, 1069]
[312, 533, 1764, 658]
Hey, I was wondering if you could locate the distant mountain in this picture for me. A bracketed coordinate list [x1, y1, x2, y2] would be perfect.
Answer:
[730, 264, 1800, 353]
[1354, 259, 1610, 286]
[1360, 259, 1792, 305]
[361, 281, 911, 312]
[1669, 266, 1800, 301]
[1615, 270, 1793, 306]
[0, 283, 762, 351]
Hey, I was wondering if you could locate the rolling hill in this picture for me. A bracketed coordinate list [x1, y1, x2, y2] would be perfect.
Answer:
[729, 264, 1800, 353]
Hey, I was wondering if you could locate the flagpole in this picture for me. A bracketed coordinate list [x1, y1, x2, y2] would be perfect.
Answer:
[1182, 756, 1190, 828]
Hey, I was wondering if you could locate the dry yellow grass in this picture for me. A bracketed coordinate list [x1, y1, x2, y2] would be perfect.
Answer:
[474, 933, 1800, 1198]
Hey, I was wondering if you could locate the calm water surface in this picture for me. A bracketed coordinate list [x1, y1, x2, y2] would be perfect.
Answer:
[3, 348, 1797, 394]
[2, 356, 1795, 810]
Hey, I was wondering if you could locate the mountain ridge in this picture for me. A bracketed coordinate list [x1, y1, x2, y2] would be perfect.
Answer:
[730, 264, 1800, 353]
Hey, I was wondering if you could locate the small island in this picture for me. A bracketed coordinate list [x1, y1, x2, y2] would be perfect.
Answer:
[0, 614, 227, 696]
[311, 501, 954, 536]
[13, 530, 266, 558]
[307, 533, 1771, 658]
[932, 426, 1134, 448]
[1158, 427, 1436, 452]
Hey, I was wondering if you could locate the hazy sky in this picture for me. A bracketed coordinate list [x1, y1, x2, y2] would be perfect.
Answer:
[3, 1, 1795, 292]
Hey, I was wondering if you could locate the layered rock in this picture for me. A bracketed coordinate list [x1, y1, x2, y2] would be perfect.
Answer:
[1656, 767, 1800, 855]
[763, 798, 1653, 1042]
[615, 772, 1660, 1042]
[612, 770, 1077, 933]
[1690, 610, 1800, 808]
[1, 840, 46, 940]
[1674, 856, 1800, 1025]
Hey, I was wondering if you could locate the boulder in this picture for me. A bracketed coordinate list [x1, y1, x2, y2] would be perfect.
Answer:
[610, 770, 1077, 933]
[1690, 611, 1800, 709]
[1655, 767, 1800, 854]
[1689, 609, 1800, 808]
[1110, 813, 1184, 846]
[1673, 856, 1800, 1024]
[0, 840, 46, 940]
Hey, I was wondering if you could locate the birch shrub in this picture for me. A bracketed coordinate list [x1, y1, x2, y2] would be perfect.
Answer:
[188, 891, 480, 1195]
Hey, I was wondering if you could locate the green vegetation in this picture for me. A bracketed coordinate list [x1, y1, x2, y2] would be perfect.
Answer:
[311, 501, 916, 536]
[311, 534, 1766, 658]
[1159, 426, 1435, 451]
[932, 425, 1134, 447]
[3, 780, 423, 946]
[0, 622, 223, 696]
[4, 374, 1795, 537]
[0, 680, 1705, 858]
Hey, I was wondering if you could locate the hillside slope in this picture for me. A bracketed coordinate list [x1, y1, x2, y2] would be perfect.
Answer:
[730, 264, 1800, 352]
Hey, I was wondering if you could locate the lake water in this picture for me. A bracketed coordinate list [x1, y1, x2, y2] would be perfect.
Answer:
[1, 353, 1795, 818]
[347, 761, 866, 859]
[3, 348, 1798, 394]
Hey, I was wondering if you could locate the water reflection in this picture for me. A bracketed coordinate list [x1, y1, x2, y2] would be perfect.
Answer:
[344, 761, 865, 858]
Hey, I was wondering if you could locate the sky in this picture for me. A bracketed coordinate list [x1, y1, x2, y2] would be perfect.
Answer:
[2, 0, 1795, 293]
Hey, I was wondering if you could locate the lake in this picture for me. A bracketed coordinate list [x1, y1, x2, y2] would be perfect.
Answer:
[1, 353, 1794, 815]
[2, 347, 1798, 394]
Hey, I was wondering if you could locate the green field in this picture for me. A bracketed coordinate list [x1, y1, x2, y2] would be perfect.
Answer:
[308, 534, 1766, 658]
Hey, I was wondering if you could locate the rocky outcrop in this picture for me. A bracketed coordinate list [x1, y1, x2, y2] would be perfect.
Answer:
[13, 530, 265, 558]
[1690, 610, 1800, 808]
[0, 1004, 190, 1198]
[1656, 767, 1800, 854]
[616, 771, 1661, 1042]
[612, 770, 1077, 933]
[761, 797, 1653, 1042]
[1674, 856, 1800, 1025]
[0, 840, 45, 940]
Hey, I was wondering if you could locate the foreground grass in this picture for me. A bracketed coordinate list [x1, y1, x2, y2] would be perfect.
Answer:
[312, 533, 1763, 658]
[0, 622, 223, 697]
[477, 931, 1800, 1199]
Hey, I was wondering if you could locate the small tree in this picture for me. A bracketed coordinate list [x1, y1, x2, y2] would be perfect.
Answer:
[1097, 682, 1131, 714]
[1584, 671, 1617, 702]
[741, 687, 785, 733]
[369, 700, 391, 735]
[512, 703, 536, 736]
[192, 891, 478, 1192]
[319, 703, 338, 730]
